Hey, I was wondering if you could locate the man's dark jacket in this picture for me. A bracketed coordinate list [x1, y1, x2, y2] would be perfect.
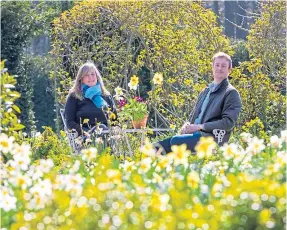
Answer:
[189, 78, 242, 144]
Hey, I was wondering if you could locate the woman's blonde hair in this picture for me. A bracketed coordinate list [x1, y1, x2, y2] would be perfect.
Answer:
[69, 62, 110, 100]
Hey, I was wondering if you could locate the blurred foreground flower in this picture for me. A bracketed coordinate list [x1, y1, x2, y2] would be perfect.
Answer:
[81, 147, 98, 162]
[0, 133, 15, 154]
[270, 135, 282, 149]
[171, 144, 190, 166]
[187, 171, 200, 189]
[246, 136, 265, 155]
[195, 137, 216, 159]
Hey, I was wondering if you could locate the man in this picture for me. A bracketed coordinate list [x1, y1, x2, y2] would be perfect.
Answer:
[157, 52, 242, 154]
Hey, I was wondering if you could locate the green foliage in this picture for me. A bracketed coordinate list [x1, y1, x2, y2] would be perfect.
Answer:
[31, 126, 71, 166]
[0, 61, 25, 136]
[1, 1, 74, 73]
[230, 39, 250, 68]
[230, 59, 285, 134]
[1, 1, 35, 73]
[17, 55, 56, 133]
[15, 54, 37, 135]
[247, 1, 286, 90]
[241, 117, 267, 140]
[120, 98, 148, 122]
[1, 1, 74, 133]
[51, 1, 231, 128]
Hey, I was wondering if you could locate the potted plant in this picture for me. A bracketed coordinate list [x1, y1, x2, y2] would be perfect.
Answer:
[119, 96, 148, 129]
[114, 75, 149, 129]
[114, 73, 163, 129]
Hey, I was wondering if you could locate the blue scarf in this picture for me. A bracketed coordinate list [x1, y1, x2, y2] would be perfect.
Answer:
[82, 83, 108, 109]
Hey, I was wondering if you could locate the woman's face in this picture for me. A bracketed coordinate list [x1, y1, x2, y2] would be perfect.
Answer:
[82, 69, 97, 87]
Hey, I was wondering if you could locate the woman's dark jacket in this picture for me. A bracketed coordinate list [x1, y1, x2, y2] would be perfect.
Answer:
[64, 93, 117, 135]
[189, 78, 242, 144]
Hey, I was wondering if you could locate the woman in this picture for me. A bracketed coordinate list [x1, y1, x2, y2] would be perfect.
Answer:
[64, 62, 117, 136]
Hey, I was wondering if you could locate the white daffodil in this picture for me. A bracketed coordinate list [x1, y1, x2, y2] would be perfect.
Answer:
[115, 86, 124, 96]
[270, 135, 282, 149]
[0, 133, 15, 154]
[0, 194, 17, 212]
[81, 147, 97, 162]
[8, 173, 32, 190]
[10, 154, 31, 171]
[246, 136, 265, 155]
[38, 159, 54, 174]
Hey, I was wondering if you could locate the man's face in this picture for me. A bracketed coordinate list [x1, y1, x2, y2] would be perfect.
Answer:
[212, 57, 231, 82]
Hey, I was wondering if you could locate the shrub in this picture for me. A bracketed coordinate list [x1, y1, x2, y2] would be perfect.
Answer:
[31, 126, 71, 166]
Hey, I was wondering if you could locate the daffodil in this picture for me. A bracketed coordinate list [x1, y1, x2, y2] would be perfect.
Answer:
[187, 171, 200, 189]
[81, 147, 98, 162]
[0, 133, 15, 154]
[128, 75, 139, 90]
[153, 72, 163, 85]
[171, 144, 190, 166]
[138, 157, 152, 174]
[140, 138, 156, 158]
[109, 113, 117, 121]
[169, 124, 176, 130]
[270, 135, 282, 149]
[0, 193, 17, 212]
[246, 136, 265, 155]
[240, 132, 252, 143]
[115, 86, 123, 96]
[106, 169, 122, 184]
[220, 143, 239, 160]
[195, 137, 216, 159]
[114, 86, 124, 100]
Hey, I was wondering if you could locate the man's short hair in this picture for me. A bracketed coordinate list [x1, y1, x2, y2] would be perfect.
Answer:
[212, 52, 232, 69]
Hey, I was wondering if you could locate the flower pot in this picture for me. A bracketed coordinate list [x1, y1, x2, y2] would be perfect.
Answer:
[132, 115, 148, 129]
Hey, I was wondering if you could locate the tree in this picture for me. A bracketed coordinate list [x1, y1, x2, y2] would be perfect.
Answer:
[51, 1, 231, 129]
[1, 1, 74, 133]
[1, 1, 35, 74]
[247, 1, 286, 92]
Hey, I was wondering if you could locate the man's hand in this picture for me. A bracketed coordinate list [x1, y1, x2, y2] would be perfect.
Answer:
[180, 124, 203, 134]
[179, 122, 190, 134]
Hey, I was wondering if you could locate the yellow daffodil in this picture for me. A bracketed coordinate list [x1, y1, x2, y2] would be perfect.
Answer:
[83, 118, 89, 124]
[109, 112, 116, 120]
[195, 137, 216, 159]
[171, 144, 190, 166]
[128, 75, 139, 90]
[187, 171, 200, 189]
[220, 143, 239, 160]
[153, 72, 163, 85]
[106, 169, 122, 184]
[169, 124, 176, 130]
[140, 138, 156, 158]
